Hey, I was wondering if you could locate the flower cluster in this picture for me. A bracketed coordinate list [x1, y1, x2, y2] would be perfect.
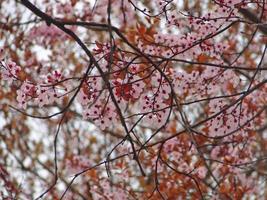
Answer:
[92, 179, 128, 200]
[28, 23, 72, 44]
[15, 69, 67, 109]
[0, 60, 21, 84]
[65, 155, 92, 174]
[207, 98, 255, 138]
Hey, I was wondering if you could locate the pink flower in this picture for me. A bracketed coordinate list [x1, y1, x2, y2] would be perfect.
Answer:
[16, 82, 36, 109]
[196, 166, 207, 179]
[1, 60, 21, 84]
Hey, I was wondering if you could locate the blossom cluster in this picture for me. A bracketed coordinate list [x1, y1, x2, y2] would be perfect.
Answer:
[0, 60, 21, 84]
[0, 62, 69, 109]
[28, 23, 72, 45]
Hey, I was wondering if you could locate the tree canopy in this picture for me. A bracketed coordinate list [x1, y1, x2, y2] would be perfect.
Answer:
[0, 0, 267, 199]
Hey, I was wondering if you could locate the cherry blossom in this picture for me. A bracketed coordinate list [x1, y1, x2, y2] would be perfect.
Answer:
[0, 60, 21, 84]
[65, 155, 92, 175]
